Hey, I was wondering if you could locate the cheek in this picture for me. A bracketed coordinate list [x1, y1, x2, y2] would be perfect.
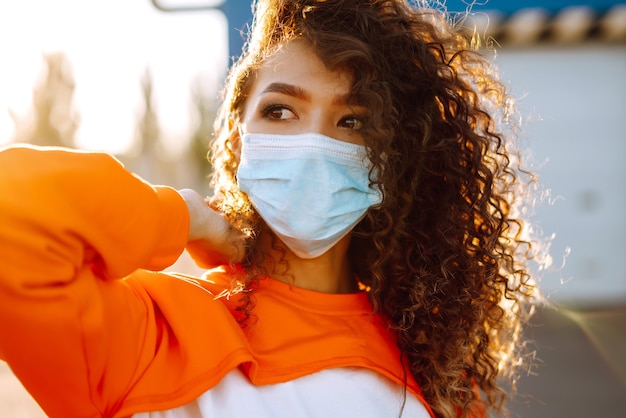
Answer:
[238, 101, 259, 135]
[240, 81, 261, 129]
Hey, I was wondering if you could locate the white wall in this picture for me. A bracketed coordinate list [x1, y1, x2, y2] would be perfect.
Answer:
[495, 44, 626, 306]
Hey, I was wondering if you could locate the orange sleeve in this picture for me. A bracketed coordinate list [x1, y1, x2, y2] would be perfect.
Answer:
[0, 145, 190, 417]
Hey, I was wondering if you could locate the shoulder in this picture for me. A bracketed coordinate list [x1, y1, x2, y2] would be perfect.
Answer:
[123, 267, 240, 313]
[113, 268, 254, 417]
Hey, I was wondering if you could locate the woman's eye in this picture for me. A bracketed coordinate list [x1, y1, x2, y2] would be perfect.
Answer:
[338, 116, 364, 130]
[262, 105, 296, 121]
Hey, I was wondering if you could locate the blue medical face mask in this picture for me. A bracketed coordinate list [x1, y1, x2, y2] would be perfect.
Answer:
[236, 132, 382, 259]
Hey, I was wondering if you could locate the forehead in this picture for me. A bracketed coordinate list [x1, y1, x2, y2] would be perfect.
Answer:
[249, 40, 353, 98]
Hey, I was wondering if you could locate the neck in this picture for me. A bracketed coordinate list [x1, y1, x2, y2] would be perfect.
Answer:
[258, 231, 357, 294]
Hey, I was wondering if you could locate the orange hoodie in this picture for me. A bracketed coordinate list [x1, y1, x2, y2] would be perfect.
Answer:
[0, 145, 434, 418]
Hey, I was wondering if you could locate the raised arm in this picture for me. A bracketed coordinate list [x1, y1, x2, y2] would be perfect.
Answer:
[0, 145, 190, 417]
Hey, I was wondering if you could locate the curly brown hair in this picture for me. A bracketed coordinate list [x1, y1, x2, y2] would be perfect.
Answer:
[210, 1, 539, 417]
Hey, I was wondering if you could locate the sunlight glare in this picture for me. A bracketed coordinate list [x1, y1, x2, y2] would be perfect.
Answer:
[562, 307, 626, 389]
[0, 0, 228, 153]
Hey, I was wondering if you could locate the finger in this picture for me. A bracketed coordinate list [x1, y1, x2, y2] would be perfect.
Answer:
[207, 194, 224, 211]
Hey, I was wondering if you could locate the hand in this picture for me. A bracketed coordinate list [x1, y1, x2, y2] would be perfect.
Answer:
[178, 189, 247, 267]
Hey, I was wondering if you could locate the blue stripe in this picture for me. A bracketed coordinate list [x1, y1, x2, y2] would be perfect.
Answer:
[444, 0, 626, 15]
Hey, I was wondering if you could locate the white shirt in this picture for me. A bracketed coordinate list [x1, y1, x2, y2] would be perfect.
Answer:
[134, 367, 431, 418]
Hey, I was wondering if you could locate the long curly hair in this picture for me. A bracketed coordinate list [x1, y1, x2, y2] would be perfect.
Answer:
[210, 1, 539, 416]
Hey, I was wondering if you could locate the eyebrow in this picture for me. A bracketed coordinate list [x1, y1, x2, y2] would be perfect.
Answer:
[261, 82, 310, 100]
[260, 82, 357, 106]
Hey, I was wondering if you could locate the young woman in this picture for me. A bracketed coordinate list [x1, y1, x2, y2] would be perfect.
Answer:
[0, 0, 538, 417]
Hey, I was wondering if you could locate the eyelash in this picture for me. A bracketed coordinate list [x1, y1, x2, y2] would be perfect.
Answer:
[338, 115, 364, 130]
[259, 103, 365, 130]
[260, 104, 294, 120]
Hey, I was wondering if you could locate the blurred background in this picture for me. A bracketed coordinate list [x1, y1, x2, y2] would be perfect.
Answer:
[1, 0, 625, 416]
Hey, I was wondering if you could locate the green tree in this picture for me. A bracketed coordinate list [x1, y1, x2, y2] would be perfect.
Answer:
[123, 68, 175, 185]
[135, 68, 161, 175]
[11, 52, 79, 147]
[187, 77, 217, 195]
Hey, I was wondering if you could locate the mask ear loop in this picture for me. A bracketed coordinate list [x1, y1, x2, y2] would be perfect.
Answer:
[236, 124, 245, 139]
